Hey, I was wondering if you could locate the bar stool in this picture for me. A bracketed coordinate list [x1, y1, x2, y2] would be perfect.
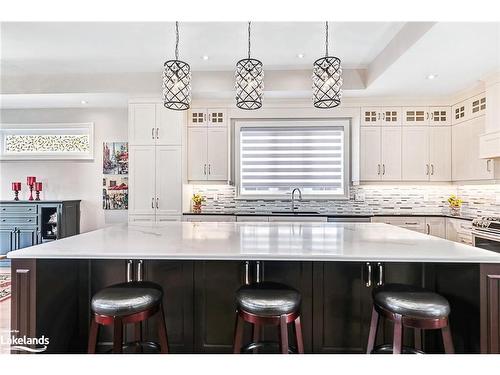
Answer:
[366, 283, 454, 354]
[87, 281, 169, 354]
[233, 281, 304, 354]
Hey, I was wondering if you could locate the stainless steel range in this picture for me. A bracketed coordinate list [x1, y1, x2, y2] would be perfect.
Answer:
[472, 217, 500, 253]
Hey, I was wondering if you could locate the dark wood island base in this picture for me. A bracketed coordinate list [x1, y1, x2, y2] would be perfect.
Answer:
[10, 259, 500, 354]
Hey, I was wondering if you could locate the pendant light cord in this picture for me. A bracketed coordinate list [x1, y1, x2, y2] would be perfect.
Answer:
[325, 21, 329, 57]
[248, 21, 251, 59]
[175, 21, 179, 60]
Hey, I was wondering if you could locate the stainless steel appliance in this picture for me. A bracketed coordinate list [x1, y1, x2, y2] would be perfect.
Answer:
[472, 216, 500, 253]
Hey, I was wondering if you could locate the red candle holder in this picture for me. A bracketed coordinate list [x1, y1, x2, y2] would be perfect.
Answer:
[12, 182, 21, 201]
[27, 176, 36, 201]
[35, 182, 43, 201]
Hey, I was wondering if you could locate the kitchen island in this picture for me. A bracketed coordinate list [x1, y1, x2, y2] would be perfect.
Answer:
[7, 222, 500, 354]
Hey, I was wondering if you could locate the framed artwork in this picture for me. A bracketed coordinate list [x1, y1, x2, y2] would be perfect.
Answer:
[102, 176, 128, 210]
[103, 142, 128, 174]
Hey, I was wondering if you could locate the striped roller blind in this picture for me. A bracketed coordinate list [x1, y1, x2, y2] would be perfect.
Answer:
[238, 126, 345, 196]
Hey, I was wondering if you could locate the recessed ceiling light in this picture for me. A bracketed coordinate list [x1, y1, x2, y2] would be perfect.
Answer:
[202, 55, 209, 60]
[297, 53, 305, 59]
[80, 100, 88, 105]
[426, 74, 438, 80]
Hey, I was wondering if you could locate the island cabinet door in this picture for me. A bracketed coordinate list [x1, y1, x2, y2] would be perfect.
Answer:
[258, 261, 313, 352]
[312, 262, 373, 353]
[193, 261, 248, 353]
[143, 261, 194, 353]
[480, 263, 500, 354]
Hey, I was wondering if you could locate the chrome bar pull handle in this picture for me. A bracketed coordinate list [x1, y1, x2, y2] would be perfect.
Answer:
[426, 223, 431, 235]
[204, 164, 207, 175]
[126, 260, 134, 282]
[244, 261, 250, 285]
[431, 164, 434, 175]
[152, 128, 155, 140]
[156, 128, 159, 139]
[377, 164, 380, 175]
[382, 164, 386, 175]
[365, 262, 372, 288]
[156, 198, 159, 209]
[377, 263, 383, 286]
[136, 260, 144, 282]
[426, 164, 429, 175]
[208, 164, 211, 175]
[151, 197, 154, 209]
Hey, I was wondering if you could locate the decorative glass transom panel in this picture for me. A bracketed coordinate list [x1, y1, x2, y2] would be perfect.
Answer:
[384, 111, 398, 122]
[0, 123, 94, 160]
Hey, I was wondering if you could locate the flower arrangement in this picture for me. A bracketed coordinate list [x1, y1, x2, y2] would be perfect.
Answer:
[447, 194, 463, 216]
[191, 193, 205, 213]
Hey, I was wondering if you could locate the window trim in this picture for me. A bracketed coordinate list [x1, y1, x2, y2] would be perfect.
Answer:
[0, 122, 94, 160]
[234, 119, 350, 200]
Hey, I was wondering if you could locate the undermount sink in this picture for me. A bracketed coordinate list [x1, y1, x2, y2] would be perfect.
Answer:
[271, 211, 320, 215]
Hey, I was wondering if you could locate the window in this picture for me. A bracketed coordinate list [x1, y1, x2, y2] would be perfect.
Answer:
[235, 120, 349, 199]
[0, 123, 94, 160]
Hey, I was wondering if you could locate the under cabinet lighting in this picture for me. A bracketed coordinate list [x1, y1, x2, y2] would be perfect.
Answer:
[202, 55, 209, 60]
[426, 74, 438, 80]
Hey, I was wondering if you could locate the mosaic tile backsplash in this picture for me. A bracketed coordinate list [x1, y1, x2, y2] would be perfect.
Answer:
[188, 184, 500, 218]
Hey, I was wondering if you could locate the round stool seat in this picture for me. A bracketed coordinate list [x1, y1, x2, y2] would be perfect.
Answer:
[236, 282, 301, 317]
[91, 281, 163, 317]
[373, 283, 450, 319]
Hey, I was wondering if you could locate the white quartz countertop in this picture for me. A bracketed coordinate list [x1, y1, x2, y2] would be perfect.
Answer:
[7, 222, 500, 263]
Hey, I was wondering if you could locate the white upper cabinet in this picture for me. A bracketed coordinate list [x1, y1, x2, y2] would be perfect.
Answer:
[129, 103, 156, 145]
[452, 93, 486, 125]
[360, 127, 401, 181]
[402, 107, 429, 126]
[428, 107, 451, 126]
[129, 145, 156, 215]
[360, 127, 381, 180]
[380, 127, 402, 180]
[187, 128, 208, 180]
[188, 108, 227, 127]
[429, 127, 451, 181]
[361, 107, 401, 126]
[452, 117, 495, 181]
[402, 127, 430, 180]
[470, 93, 487, 119]
[452, 101, 468, 125]
[155, 105, 184, 145]
[155, 146, 182, 216]
[129, 102, 183, 145]
[207, 128, 228, 180]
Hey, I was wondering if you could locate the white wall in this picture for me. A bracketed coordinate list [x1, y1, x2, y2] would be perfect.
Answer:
[0, 108, 128, 233]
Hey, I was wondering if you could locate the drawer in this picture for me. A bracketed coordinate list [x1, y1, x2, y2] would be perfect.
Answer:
[0, 204, 37, 215]
[0, 215, 38, 226]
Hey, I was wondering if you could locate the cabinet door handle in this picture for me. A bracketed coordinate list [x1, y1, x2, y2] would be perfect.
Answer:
[204, 164, 207, 175]
[156, 198, 159, 209]
[136, 260, 144, 282]
[377, 164, 380, 175]
[431, 164, 434, 175]
[405, 222, 419, 225]
[152, 128, 155, 140]
[377, 113, 381, 120]
[382, 164, 386, 175]
[426, 164, 429, 175]
[487, 159, 492, 172]
[382, 112, 386, 120]
[426, 112, 429, 120]
[156, 128, 159, 139]
[208, 164, 211, 175]
[151, 198, 155, 209]
[376, 263, 383, 286]
[126, 260, 134, 282]
[255, 261, 261, 283]
[365, 262, 372, 288]
[426, 223, 431, 235]
[244, 261, 250, 285]
[203, 113, 207, 122]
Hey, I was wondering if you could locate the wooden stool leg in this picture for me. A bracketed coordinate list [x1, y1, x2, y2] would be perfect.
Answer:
[279, 315, 289, 354]
[441, 325, 455, 354]
[87, 317, 99, 354]
[252, 323, 260, 354]
[233, 312, 245, 354]
[392, 314, 403, 354]
[366, 307, 379, 354]
[112, 317, 123, 354]
[414, 328, 422, 351]
[157, 303, 169, 354]
[294, 316, 304, 354]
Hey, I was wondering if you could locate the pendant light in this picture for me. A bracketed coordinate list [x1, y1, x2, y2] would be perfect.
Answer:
[312, 22, 343, 109]
[235, 22, 264, 110]
[163, 22, 191, 110]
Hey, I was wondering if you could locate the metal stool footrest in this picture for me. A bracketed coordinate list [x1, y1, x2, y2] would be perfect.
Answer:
[371, 344, 424, 354]
[241, 340, 296, 354]
[104, 340, 161, 354]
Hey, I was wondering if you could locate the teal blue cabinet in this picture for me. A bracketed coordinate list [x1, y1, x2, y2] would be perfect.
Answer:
[0, 200, 80, 261]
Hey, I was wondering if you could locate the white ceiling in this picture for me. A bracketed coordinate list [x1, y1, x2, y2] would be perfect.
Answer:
[1, 22, 404, 74]
[1, 21, 499, 107]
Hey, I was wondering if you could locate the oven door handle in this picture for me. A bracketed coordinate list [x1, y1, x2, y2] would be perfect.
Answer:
[472, 231, 500, 246]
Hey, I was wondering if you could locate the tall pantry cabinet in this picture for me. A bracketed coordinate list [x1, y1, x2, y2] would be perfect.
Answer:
[128, 100, 185, 223]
